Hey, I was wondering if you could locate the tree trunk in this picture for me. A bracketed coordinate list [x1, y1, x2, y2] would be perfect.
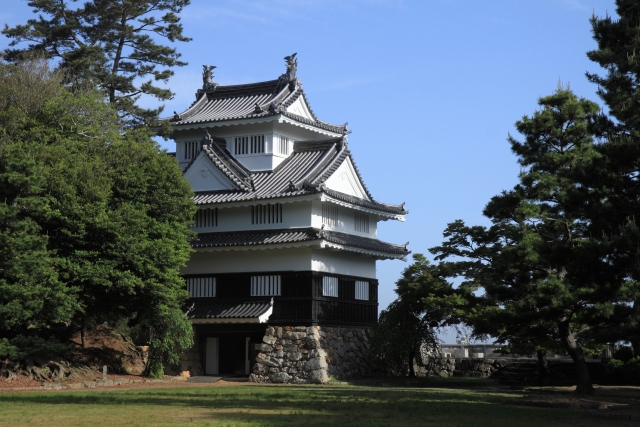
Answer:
[537, 349, 551, 377]
[408, 347, 416, 377]
[631, 300, 640, 357]
[81, 315, 86, 349]
[557, 321, 594, 395]
[632, 340, 640, 359]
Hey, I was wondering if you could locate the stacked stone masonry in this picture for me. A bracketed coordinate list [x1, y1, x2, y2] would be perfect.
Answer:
[249, 326, 377, 384]
[418, 357, 514, 378]
[178, 332, 203, 376]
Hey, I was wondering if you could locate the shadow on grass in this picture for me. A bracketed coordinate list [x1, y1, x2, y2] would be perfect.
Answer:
[0, 386, 515, 409]
[342, 376, 500, 389]
[0, 387, 610, 427]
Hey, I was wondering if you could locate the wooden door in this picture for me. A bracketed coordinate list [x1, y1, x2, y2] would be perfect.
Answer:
[205, 337, 219, 375]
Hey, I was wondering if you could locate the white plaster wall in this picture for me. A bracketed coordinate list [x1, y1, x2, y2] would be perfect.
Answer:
[324, 158, 370, 201]
[184, 247, 376, 279]
[311, 249, 377, 279]
[272, 122, 330, 142]
[173, 120, 337, 171]
[183, 154, 238, 192]
[232, 155, 276, 171]
[193, 201, 313, 233]
[183, 247, 313, 275]
[286, 97, 314, 120]
[311, 200, 378, 238]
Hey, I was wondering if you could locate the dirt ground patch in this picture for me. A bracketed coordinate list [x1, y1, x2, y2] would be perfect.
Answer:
[505, 385, 640, 421]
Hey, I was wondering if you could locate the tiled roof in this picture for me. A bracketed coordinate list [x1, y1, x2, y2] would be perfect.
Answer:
[192, 227, 410, 257]
[321, 230, 409, 256]
[188, 299, 272, 320]
[161, 78, 347, 134]
[189, 137, 406, 215]
[322, 188, 407, 215]
[193, 228, 317, 248]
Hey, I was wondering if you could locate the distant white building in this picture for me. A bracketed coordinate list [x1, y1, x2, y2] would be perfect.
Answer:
[160, 55, 408, 380]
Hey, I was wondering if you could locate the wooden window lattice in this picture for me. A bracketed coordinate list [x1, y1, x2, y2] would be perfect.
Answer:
[194, 208, 218, 228]
[184, 141, 200, 160]
[355, 281, 369, 300]
[251, 204, 282, 224]
[322, 204, 338, 227]
[235, 135, 264, 155]
[251, 275, 281, 296]
[277, 135, 290, 155]
[354, 212, 369, 233]
[186, 277, 216, 298]
[322, 276, 338, 297]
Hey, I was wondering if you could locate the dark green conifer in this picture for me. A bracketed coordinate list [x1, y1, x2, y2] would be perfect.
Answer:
[2, 0, 192, 126]
[431, 89, 618, 395]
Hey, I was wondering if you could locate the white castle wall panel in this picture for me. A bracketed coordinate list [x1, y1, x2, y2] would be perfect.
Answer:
[193, 202, 313, 233]
[184, 247, 376, 279]
[311, 200, 378, 238]
[311, 249, 376, 279]
[184, 248, 314, 275]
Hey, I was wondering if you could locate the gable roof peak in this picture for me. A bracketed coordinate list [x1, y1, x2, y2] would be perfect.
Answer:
[159, 58, 349, 135]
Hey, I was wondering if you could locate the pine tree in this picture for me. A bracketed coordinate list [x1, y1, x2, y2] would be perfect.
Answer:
[431, 89, 621, 395]
[373, 254, 466, 377]
[586, 0, 640, 356]
[2, 0, 192, 126]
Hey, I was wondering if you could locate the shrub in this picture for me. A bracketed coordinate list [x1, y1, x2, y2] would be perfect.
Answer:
[0, 336, 71, 361]
[605, 357, 640, 384]
[605, 358, 624, 372]
[613, 346, 634, 363]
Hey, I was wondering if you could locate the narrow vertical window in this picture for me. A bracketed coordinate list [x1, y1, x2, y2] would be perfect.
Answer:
[184, 141, 200, 160]
[276, 135, 290, 155]
[186, 277, 216, 298]
[251, 275, 281, 296]
[234, 135, 264, 155]
[322, 204, 338, 227]
[234, 136, 248, 155]
[251, 204, 282, 224]
[250, 135, 264, 153]
[355, 281, 369, 300]
[194, 208, 218, 228]
[322, 276, 339, 297]
[354, 212, 369, 233]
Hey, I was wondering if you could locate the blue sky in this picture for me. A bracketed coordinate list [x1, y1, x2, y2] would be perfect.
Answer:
[0, 0, 619, 341]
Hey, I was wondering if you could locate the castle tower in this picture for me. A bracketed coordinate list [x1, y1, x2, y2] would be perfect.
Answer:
[160, 55, 408, 382]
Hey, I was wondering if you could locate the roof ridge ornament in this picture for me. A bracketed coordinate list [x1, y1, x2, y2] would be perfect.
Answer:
[202, 65, 219, 91]
[268, 102, 282, 114]
[280, 53, 297, 82]
[203, 129, 213, 145]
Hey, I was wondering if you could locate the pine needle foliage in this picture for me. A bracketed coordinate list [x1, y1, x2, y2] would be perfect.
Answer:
[2, 0, 192, 127]
[430, 89, 621, 395]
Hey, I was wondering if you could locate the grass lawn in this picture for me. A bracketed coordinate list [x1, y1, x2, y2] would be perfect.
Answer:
[0, 381, 629, 427]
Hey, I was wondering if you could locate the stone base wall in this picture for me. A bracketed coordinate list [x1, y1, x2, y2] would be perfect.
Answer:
[249, 325, 377, 384]
[172, 331, 203, 377]
[418, 357, 512, 378]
